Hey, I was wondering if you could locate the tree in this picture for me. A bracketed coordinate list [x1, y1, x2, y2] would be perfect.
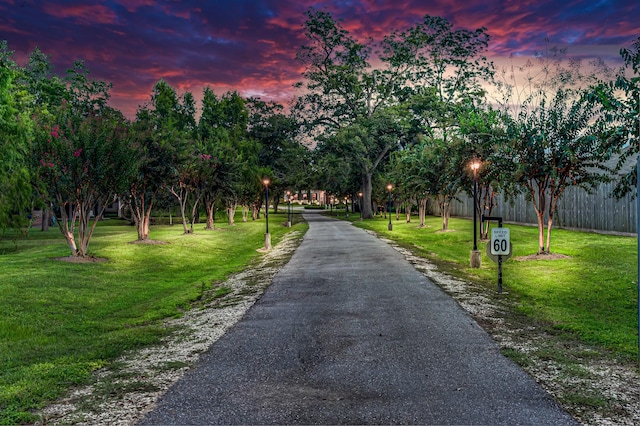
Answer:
[0, 42, 32, 232]
[457, 105, 508, 239]
[389, 146, 431, 227]
[596, 37, 640, 197]
[34, 104, 135, 257]
[501, 87, 614, 254]
[248, 98, 308, 213]
[493, 44, 618, 254]
[294, 9, 414, 218]
[125, 81, 187, 241]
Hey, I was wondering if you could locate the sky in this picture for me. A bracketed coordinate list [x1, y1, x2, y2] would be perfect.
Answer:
[0, 0, 638, 119]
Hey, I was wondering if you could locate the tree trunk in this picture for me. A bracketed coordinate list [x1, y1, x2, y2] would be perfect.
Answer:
[418, 198, 427, 227]
[77, 200, 106, 257]
[361, 173, 373, 219]
[529, 182, 547, 255]
[546, 189, 563, 253]
[56, 199, 78, 256]
[189, 194, 202, 233]
[140, 211, 151, 240]
[242, 205, 249, 222]
[438, 196, 450, 231]
[226, 202, 237, 226]
[204, 201, 215, 230]
[406, 202, 412, 223]
[41, 207, 51, 232]
[394, 200, 401, 221]
[170, 185, 191, 234]
[129, 192, 153, 241]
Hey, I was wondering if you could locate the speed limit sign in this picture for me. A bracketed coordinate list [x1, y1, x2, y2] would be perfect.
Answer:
[491, 228, 511, 255]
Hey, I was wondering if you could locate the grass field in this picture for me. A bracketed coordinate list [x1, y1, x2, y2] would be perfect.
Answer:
[0, 212, 305, 424]
[338, 213, 638, 360]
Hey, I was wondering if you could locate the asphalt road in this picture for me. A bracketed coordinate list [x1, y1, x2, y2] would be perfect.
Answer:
[141, 212, 578, 425]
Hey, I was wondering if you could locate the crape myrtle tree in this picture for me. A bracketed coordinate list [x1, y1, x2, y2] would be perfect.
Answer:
[216, 92, 252, 224]
[125, 80, 187, 241]
[389, 146, 432, 227]
[495, 46, 617, 254]
[0, 42, 32, 232]
[423, 138, 467, 230]
[501, 87, 614, 254]
[197, 88, 241, 229]
[33, 62, 136, 257]
[154, 83, 199, 234]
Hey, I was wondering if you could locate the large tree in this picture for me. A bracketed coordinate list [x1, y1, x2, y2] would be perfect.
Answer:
[295, 10, 495, 219]
[294, 10, 412, 218]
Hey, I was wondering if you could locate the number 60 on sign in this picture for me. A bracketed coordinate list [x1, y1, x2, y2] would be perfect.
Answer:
[491, 228, 511, 255]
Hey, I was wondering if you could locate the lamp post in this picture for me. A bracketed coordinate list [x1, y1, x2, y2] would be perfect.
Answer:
[470, 160, 481, 268]
[286, 190, 291, 227]
[263, 178, 271, 250]
[387, 184, 393, 231]
[344, 196, 349, 217]
[358, 191, 363, 220]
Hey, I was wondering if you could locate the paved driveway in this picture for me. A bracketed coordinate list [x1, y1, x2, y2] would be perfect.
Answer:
[141, 213, 577, 425]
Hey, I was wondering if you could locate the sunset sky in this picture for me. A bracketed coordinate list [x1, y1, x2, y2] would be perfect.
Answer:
[1, 0, 638, 118]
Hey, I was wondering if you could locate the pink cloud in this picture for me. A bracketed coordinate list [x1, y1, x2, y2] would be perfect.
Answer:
[42, 4, 118, 25]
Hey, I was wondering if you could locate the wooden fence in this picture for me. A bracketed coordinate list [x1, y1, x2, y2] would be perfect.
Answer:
[437, 182, 637, 234]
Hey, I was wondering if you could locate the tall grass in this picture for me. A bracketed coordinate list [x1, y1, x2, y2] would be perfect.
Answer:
[0, 212, 303, 424]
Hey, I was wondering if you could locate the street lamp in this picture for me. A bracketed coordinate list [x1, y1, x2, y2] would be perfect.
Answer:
[345, 196, 349, 217]
[286, 190, 291, 227]
[470, 160, 481, 268]
[263, 178, 271, 250]
[387, 184, 393, 231]
[358, 191, 363, 220]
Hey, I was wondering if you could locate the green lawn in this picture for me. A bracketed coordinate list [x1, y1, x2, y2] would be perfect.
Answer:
[0, 212, 305, 424]
[342, 213, 638, 359]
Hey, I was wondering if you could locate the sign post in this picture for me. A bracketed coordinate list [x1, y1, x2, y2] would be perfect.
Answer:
[483, 215, 511, 294]
[491, 227, 510, 294]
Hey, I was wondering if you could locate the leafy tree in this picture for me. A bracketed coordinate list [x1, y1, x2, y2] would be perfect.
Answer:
[391, 15, 495, 141]
[199, 90, 256, 226]
[0, 42, 32, 232]
[248, 98, 308, 213]
[294, 9, 415, 218]
[494, 44, 618, 254]
[34, 104, 135, 256]
[125, 81, 187, 241]
[597, 37, 640, 197]
[389, 147, 432, 226]
[501, 87, 614, 254]
[457, 105, 507, 239]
